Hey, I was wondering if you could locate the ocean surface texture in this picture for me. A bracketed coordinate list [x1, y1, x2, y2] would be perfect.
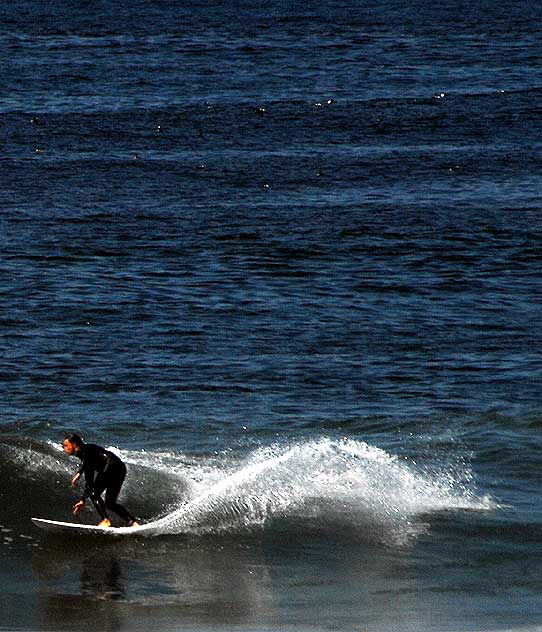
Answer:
[1, 1, 542, 631]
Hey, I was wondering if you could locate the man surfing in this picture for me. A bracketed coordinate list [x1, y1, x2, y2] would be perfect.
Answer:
[63, 433, 139, 528]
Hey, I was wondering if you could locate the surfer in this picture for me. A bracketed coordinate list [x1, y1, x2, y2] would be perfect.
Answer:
[63, 433, 140, 528]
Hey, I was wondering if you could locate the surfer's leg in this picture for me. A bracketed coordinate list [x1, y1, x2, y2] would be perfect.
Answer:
[104, 464, 137, 524]
[89, 493, 109, 521]
[90, 474, 110, 524]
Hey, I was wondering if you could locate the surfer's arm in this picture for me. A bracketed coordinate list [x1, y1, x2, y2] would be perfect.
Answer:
[73, 475, 93, 514]
[70, 462, 84, 487]
[79, 465, 96, 502]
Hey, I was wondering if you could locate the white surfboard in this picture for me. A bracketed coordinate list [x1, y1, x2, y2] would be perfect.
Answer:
[32, 517, 140, 536]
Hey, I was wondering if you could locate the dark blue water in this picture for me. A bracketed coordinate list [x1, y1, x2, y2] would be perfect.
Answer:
[2, 1, 542, 630]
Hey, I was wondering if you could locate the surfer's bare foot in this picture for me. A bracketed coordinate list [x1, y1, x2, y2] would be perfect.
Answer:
[98, 519, 111, 528]
[127, 520, 140, 527]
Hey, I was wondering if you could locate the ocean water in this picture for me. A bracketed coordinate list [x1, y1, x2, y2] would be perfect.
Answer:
[1, 1, 542, 630]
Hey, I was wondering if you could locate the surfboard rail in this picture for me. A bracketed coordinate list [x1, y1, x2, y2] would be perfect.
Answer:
[31, 517, 141, 536]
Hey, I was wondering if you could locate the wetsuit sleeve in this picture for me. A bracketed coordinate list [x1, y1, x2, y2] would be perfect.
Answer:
[73, 463, 84, 497]
[80, 461, 96, 501]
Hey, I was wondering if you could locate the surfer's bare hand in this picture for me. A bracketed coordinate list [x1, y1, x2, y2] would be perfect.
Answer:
[71, 472, 81, 487]
[72, 500, 85, 516]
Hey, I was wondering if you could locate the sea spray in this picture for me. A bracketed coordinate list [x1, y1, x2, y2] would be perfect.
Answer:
[119, 437, 495, 542]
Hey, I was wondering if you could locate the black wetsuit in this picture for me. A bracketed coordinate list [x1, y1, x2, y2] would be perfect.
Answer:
[75, 443, 136, 523]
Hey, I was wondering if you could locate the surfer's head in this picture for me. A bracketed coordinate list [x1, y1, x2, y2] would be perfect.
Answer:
[63, 433, 84, 455]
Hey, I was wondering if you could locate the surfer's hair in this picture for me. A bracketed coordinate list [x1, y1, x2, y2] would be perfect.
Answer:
[64, 433, 84, 447]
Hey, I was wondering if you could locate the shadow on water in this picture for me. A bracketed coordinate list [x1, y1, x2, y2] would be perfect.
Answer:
[31, 534, 278, 631]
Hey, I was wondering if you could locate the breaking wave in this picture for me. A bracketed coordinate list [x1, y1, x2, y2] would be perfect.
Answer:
[0, 435, 495, 546]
